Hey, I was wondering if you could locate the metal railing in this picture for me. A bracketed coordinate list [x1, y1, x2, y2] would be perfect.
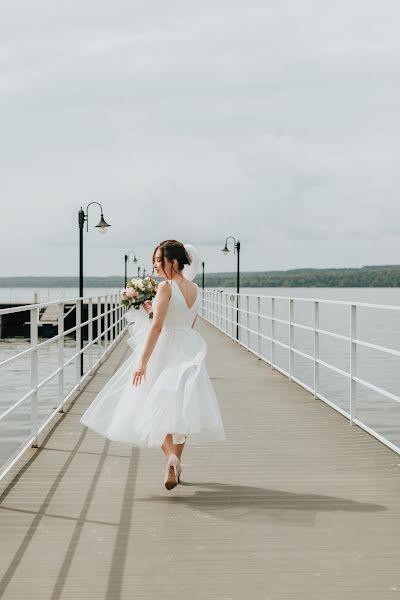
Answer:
[0, 293, 128, 480]
[200, 289, 400, 455]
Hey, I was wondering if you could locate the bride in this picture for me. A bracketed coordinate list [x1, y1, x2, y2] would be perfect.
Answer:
[80, 239, 226, 490]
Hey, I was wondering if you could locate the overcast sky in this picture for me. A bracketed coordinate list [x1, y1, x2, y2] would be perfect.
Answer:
[1, 0, 400, 277]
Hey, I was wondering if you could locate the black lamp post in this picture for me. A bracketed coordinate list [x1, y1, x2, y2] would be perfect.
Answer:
[124, 250, 138, 288]
[137, 265, 146, 278]
[221, 236, 240, 340]
[202, 261, 205, 290]
[78, 203, 111, 376]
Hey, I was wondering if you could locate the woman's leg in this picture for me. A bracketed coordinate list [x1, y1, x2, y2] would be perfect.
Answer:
[172, 436, 186, 461]
[161, 434, 174, 458]
[161, 434, 187, 460]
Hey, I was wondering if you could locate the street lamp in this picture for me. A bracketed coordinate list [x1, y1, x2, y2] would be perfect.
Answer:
[202, 261, 205, 290]
[78, 202, 111, 375]
[124, 250, 138, 287]
[137, 265, 146, 278]
[221, 236, 240, 340]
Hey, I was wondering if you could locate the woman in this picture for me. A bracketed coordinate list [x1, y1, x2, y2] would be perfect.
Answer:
[80, 240, 225, 490]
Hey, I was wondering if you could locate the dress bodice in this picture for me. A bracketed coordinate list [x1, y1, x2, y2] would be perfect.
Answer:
[153, 279, 199, 330]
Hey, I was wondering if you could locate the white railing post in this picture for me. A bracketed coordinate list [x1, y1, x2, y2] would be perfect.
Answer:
[110, 295, 114, 346]
[113, 294, 117, 339]
[212, 290, 217, 325]
[257, 296, 261, 359]
[314, 301, 319, 399]
[271, 297, 275, 369]
[115, 293, 118, 339]
[104, 295, 109, 353]
[224, 293, 228, 334]
[289, 298, 294, 381]
[30, 306, 39, 448]
[231, 295, 234, 338]
[76, 299, 81, 386]
[235, 294, 242, 342]
[213, 291, 216, 326]
[88, 298, 93, 372]
[57, 302, 64, 411]
[120, 296, 123, 336]
[116, 294, 120, 337]
[97, 296, 102, 363]
[246, 295, 250, 350]
[115, 294, 118, 339]
[350, 304, 357, 425]
[111, 294, 114, 342]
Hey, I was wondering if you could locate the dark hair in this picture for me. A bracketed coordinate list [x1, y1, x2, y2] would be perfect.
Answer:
[151, 239, 191, 278]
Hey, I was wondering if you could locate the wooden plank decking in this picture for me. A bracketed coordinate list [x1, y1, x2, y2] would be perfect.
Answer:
[0, 318, 399, 599]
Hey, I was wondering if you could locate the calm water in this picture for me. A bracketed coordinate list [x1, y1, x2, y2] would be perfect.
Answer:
[1, 286, 400, 467]
[0, 287, 121, 304]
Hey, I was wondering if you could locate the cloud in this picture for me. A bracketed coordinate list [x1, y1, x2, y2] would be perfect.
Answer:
[1, 0, 400, 275]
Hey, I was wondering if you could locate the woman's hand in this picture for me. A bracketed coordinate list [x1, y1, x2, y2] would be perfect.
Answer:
[132, 361, 147, 387]
[143, 300, 152, 315]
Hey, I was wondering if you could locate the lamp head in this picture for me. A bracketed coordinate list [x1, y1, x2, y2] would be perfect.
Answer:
[95, 214, 111, 234]
[221, 244, 230, 255]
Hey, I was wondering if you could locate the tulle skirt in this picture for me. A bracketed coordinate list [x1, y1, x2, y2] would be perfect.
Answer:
[80, 321, 226, 448]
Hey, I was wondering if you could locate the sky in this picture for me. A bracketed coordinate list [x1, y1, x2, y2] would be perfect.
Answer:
[1, 0, 400, 277]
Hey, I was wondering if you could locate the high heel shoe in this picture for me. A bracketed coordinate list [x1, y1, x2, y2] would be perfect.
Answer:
[164, 454, 181, 490]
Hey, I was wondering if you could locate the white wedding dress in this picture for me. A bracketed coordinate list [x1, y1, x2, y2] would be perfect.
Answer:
[80, 279, 226, 448]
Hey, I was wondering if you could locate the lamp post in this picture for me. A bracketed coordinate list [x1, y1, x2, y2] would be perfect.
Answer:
[124, 250, 138, 287]
[202, 261, 205, 290]
[78, 203, 111, 376]
[221, 236, 240, 340]
[137, 265, 146, 278]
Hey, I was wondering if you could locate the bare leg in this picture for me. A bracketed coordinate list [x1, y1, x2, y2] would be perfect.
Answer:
[173, 439, 186, 461]
[161, 434, 186, 460]
[161, 434, 187, 486]
[161, 434, 174, 458]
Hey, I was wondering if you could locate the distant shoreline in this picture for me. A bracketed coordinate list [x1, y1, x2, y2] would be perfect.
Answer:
[2, 264, 400, 288]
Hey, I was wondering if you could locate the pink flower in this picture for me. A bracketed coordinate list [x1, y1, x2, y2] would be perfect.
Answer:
[126, 288, 138, 298]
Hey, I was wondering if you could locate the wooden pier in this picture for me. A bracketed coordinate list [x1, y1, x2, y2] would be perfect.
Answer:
[0, 318, 399, 599]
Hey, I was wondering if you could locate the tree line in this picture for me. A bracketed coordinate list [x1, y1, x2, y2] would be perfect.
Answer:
[2, 264, 400, 287]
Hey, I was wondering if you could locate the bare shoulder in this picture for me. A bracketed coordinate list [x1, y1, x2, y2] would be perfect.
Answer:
[156, 280, 172, 298]
[184, 279, 197, 289]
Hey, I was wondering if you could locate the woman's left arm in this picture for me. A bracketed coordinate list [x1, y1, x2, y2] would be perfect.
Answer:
[132, 282, 171, 386]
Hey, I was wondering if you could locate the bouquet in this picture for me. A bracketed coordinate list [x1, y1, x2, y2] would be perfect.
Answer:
[120, 276, 158, 319]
